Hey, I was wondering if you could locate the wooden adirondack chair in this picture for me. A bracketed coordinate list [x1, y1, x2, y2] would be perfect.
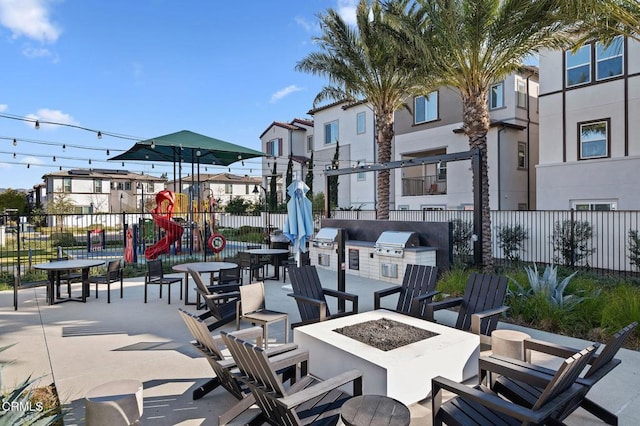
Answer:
[423, 272, 508, 345]
[374, 264, 439, 316]
[287, 265, 359, 328]
[433, 345, 598, 425]
[221, 330, 363, 426]
[488, 322, 638, 425]
[189, 268, 240, 332]
[178, 309, 301, 425]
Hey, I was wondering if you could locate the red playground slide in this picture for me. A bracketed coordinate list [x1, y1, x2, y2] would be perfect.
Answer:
[145, 190, 184, 260]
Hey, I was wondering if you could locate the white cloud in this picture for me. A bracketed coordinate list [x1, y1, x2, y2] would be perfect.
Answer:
[0, 104, 7, 112]
[295, 16, 317, 33]
[0, 0, 62, 43]
[22, 45, 52, 58]
[337, 0, 357, 26]
[26, 108, 79, 130]
[270, 85, 303, 103]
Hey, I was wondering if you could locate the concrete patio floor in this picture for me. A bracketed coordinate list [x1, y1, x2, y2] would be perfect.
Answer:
[1, 267, 639, 425]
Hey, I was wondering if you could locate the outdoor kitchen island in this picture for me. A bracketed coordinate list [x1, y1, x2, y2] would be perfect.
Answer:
[293, 309, 480, 405]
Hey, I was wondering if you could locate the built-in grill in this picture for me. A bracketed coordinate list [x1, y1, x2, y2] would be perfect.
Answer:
[374, 231, 420, 257]
[313, 227, 342, 248]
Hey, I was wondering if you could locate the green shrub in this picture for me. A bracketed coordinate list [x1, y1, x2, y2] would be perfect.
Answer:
[50, 232, 78, 248]
[551, 219, 595, 267]
[628, 229, 640, 270]
[435, 268, 471, 299]
[451, 219, 473, 266]
[497, 224, 528, 262]
[601, 284, 640, 342]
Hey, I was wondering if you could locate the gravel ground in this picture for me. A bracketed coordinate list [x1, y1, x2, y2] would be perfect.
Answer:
[333, 317, 438, 351]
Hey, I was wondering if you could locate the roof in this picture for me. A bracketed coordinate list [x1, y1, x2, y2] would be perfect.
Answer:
[259, 120, 311, 139]
[42, 168, 166, 182]
[307, 99, 367, 115]
[166, 173, 262, 185]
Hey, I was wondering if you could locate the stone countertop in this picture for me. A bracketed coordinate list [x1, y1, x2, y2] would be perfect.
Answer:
[344, 240, 436, 252]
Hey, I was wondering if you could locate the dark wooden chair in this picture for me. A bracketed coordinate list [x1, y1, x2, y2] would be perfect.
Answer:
[178, 309, 300, 425]
[88, 259, 123, 303]
[221, 329, 363, 426]
[209, 265, 243, 289]
[282, 251, 310, 283]
[287, 265, 359, 328]
[488, 322, 638, 425]
[423, 272, 508, 346]
[144, 259, 182, 304]
[49, 256, 82, 299]
[374, 264, 439, 316]
[189, 268, 239, 332]
[432, 345, 598, 426]
[237, 251, 264, 283]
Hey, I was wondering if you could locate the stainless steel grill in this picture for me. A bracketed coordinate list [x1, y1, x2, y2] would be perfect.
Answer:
[313, 227, 341, 249]
[374, 231, 420, 257]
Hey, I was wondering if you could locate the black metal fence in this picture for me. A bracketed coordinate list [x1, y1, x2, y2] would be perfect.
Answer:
[3, 208, 640, 285]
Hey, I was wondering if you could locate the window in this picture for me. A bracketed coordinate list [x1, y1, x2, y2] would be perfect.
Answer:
[266, 138, 281, 156]
[63, 178, 71, 193]
[357, 160, 366, 181]
[324, 121, 338, 144]
[573, 201, 617, 211]
[421, 206, 445, 211]
[398, 205, 409, 211]
[356, 112, 366, 134]
[516, 79, 527, 108]
[146, 183, 154, 193]
[489, 82, 504, 109]
[414, 92, 438, 124]
[596, 36, 623, 81]
[566, 45, 591, 87]
[93, 179, 102, 193]
[225, 184, 232, 194]
[116, 182, 124, 190]
[579, 120, 609, 159]
[517, 142, 527, 169]
[124, 182, 131, 191]
[307, 135, 313, 151]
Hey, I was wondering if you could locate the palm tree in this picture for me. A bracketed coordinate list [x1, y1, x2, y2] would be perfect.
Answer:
[387, 0, 640, 269]
[296, 0, 427, 220]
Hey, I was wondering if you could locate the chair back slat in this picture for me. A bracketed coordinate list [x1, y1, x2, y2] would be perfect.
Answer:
[397, 264, 437, 315]
[189, 268, 212, 297]
[218, 266, 242, 287]
[289, 265, 328, 321]
[533, 345, 597, 410]
[106, 259, 122, 281]
[585, 322, 638, 379]
[147, 259, 164, 280]
[456, 273, 507, 335]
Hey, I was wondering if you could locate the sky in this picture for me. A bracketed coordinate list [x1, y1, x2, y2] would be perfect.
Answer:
[0, 0, 361, 190]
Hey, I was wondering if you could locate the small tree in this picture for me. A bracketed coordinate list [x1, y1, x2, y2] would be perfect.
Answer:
[305, 151, 314, 200]
[451, 218, 473, 265]
[328, 141, 339, 209]
[497, 224, 529, 262]
[46, 189, 76, 231]
[268, 161, 278, 211]
[285, 155, 293, 202]
[0, 188, 28, 214]
[628, 229, 640, 270]
[224, 197, 251, 215]
[552, 219, 595, 267]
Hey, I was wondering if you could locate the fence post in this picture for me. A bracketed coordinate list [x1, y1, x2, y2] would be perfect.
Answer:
[569, 208, 575, 268]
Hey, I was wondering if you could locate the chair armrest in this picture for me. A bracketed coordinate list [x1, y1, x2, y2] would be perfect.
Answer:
[264, 343, 299, 358]
[478, 355, 557, 389]
[323, 289, 358, 314]
[409, 290, 440, 315]
[373, 286, 401, 310]
[470, 305, 509, 335]
[268, 349, 310, 373]
[207, 284, 242, 294]
[206, 291, 240, 302]
[287, 293, 328, 321]
[423, 297, 463, 321]
[220, 326, 264, 344]
[280, 369, 362, 409]
[523, 338, 582, 362]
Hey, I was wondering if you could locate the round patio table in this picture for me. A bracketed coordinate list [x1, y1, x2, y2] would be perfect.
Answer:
[246, 249, 289, 281]
[340, 394, 410, 426]
[34, 259, 105, 305]
[172, 261, 238, 305]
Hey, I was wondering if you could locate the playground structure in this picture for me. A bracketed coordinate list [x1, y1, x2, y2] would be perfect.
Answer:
[144, 190, 185, 260]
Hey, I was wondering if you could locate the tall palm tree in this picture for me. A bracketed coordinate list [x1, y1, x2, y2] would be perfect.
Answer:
[387, 0, 640, 269]
[296, 0, 427, 220]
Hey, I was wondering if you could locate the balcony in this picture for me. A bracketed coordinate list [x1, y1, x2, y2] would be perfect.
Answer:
[402, 176, 447, 196]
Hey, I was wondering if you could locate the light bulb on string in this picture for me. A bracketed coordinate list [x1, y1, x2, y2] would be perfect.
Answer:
[27, 163, 30, 168]
[35, 120, 40, 130]
[150, 140, 155, 149]
[242, 161, 245, 166]
[106, 149, 109, 155]
[151, 164, 154, 169]
[88, 159, 92, 165]
[122, 162, 125, 167]
[53, 156, 56, 162]
[59, 166, 62, 171]
[62, 144, 66, 151]
[12, 139, 17, 146]
[13, 153, 16, 159]
[97, 131, 102, 139]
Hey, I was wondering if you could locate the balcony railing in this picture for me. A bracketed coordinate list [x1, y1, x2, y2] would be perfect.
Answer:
[402, 176, 446, 196]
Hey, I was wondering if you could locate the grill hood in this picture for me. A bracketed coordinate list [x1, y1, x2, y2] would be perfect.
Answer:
[375, 231, 420, 249]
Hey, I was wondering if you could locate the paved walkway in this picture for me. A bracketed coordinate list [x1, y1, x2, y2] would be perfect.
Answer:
[1, 267, 639, 425]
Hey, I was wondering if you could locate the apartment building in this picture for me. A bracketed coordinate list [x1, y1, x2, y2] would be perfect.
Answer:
[537, 36, 640, 210]
[394, 70, 539, 211]
[166, 173, 264, 208]
[42, 169, 166, 213]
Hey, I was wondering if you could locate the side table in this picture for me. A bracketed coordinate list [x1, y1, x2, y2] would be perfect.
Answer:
[340, 394, 410, 426]
[85, 379, 143, 425]
[491, 329, 531, 361]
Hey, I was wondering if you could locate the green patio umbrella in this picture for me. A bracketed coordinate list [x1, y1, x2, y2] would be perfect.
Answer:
[109, 130, 265, 166]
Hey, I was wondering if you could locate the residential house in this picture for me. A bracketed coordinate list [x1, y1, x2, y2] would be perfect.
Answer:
[42, 169, 166, 214]
[537, 36, 639, 210]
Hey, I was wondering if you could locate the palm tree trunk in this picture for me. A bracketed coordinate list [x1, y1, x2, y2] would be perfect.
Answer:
[375, 110, 394, 220]
[461, 89, 494, 270]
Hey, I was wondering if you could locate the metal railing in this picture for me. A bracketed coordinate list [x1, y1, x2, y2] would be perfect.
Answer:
[401, 176, 447, 196]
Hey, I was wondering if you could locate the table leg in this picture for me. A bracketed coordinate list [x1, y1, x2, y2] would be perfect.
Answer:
[183, 272, 195, 306]
[81, 268, 90, 303]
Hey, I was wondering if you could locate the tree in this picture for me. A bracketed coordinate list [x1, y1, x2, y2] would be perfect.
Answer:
[285, 155, 293, 202]
[46, 189, 76, 231]
[268, 161, 278, 211]
[0, 189, 27, 215]
[388, 0, 640, 270]
[296, 0, 426, 220]
[305, 151, 314, 200]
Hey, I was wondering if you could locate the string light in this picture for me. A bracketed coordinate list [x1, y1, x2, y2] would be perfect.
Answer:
[13, 153, 16, 159]
[106, 149, 109, 155]
[12, 139, 16, 146]
[97, 131, 102, 139]
[151, 140, 155, 149]
[62, 144, 66, 150]
[35, 120, 40, 130]
[88, 159, 92, 165]
[53, 156, 56, 162]
[27, 163, 30, 168]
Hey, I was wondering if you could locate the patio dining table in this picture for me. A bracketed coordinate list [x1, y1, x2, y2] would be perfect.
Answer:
[34, 259, 105, 305]
[172, 261, 238, 305]
[246, 248, 289, 281]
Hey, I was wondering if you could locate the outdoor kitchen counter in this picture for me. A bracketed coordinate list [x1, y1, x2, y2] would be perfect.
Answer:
[345, 240, 437, 253]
